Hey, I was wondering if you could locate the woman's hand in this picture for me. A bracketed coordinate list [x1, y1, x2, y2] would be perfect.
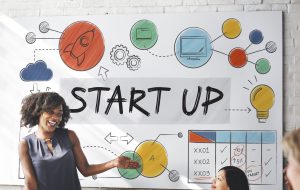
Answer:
[113, 156, 140, 169]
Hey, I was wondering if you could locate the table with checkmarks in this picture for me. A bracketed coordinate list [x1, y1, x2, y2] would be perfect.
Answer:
[188, 130, 276, 185]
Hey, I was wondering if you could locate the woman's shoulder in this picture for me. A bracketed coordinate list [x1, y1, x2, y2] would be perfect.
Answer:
[56, 128, 78, 145]
[56, 128, 76, 136]
[22, 132, 35, 141]
[56, 127, 68, 132]
[66, 129, 78, 143]
[19, 133, 35, 151]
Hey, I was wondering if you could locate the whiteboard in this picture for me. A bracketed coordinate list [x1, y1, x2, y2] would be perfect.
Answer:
[0, 12, 282, 189]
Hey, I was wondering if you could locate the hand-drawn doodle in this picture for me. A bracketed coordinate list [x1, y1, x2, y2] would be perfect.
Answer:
[59, 21, 105, 71]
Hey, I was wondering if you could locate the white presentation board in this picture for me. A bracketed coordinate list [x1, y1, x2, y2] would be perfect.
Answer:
[0, 12, 282, 189]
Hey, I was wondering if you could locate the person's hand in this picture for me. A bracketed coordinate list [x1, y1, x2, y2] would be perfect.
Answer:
[284, 166, 293, 190]
[113, 156, 140, 169]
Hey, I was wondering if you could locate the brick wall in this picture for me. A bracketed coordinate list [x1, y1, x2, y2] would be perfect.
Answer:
[0, 0, 299, 189]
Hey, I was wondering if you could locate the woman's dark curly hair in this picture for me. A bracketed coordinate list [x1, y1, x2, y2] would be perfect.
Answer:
[20, 92, 71, 128]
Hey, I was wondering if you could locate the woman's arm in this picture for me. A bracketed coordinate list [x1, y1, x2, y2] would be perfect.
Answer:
[18, 140, 38, 190]
[68, 130, 139, 177]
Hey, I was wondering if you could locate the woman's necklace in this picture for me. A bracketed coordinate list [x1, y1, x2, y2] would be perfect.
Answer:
[44, 138, 52, 142]
[35, 132, 53, 142]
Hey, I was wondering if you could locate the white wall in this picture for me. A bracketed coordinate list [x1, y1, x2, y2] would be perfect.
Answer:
[0, 0, 299, 189]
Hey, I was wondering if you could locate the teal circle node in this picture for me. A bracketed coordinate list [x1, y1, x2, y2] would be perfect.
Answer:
[117, 151, 143, 180]
[130, 20, 158, 50]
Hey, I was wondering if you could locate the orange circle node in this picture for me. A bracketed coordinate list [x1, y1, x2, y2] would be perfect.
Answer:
[59, 21, 105, 71]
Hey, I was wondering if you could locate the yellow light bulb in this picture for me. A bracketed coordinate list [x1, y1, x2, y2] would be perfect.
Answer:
[250, 84, 275, 123]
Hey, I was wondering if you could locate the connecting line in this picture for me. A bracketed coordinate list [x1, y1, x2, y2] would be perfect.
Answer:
[34, 37, 64, 40]
[147, 50, 174, 58]
[152, 134, 178, 144]
[247, 48, 266, 55]
[82, 146, 118, 156]
[160, 164, 170, 172]
[211, 49, 228, 56]
[48, 28, 64, 34]
[248, 60, 256, 65]
[87, 176, 121, 185]
[245, 43, 252, 51]
[210, 33, 224, 44]
[34, 48, 60, 62]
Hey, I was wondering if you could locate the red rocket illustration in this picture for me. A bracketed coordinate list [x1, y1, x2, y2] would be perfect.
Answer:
[63, 29, 95, 66]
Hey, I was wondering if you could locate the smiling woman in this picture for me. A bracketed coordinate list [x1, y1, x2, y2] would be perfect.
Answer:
[19, 92, 140, 190]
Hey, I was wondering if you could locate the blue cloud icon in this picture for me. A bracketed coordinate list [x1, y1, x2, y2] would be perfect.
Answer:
[20, 60, 53, 81]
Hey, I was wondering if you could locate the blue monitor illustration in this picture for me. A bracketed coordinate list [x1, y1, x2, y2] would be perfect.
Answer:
[180, 36, 207, 57]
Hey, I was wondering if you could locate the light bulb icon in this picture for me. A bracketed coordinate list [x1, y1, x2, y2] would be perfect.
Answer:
[250, 84, 275, 123]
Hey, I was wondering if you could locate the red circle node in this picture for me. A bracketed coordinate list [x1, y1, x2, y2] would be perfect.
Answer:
[228, 48, 247, 68]
[59, 21, 105, 71]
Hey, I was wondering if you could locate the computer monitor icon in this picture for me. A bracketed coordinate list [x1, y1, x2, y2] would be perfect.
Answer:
[136, 28, 152, 40]
[180, 36, 207, 58]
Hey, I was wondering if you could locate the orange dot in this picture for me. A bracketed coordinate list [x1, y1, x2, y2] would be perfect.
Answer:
[59, 21, 105, 71]
[228, 48, 247, 68]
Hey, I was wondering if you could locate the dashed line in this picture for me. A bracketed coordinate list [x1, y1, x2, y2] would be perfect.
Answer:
[147, 50, 174, 58]
[82, 145, 118, 156]
[224, 108, 248, 112]
[34, 48, 60, 62]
